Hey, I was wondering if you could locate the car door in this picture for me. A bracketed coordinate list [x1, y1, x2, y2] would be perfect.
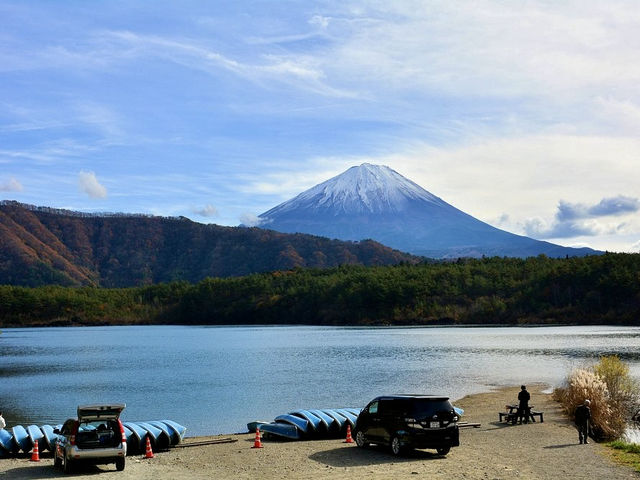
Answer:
[361, 400, 383, 442]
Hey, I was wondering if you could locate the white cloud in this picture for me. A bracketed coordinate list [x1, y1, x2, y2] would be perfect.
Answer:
[631, 240, 640, 253]
[0, 177, 23, 192]
[193, 204, 218, 217]
[78, 171, 107, 199]
[239, 213, 266, 227]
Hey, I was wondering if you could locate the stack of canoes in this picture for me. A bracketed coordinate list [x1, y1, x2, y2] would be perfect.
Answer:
[247, 408, 362, 440]
[0, 420, 186, 456]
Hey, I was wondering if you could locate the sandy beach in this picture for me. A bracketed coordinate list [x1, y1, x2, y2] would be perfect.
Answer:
[1, 385, 637, 479]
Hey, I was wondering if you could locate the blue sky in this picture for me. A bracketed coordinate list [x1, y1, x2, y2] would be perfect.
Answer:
[1, 0, 639, 253]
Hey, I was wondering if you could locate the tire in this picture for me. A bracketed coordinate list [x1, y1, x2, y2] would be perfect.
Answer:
[436, 446, 450, 455]
[390, 436, 404, 456]
[116, 457, 125, 471]
[354, 430, 368, 448]
[54, 453, 62, 468]
[62, 454, 72, 474]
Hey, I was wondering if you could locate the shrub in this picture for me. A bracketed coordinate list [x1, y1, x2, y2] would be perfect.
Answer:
[554, 356, 639, 441]
[554, 367, 617, 440]
[593, 355, 639, 419]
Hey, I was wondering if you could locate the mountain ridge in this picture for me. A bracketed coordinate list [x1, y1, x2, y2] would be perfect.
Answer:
[0, 201, 417, 287]
[258, 164, 599, 258]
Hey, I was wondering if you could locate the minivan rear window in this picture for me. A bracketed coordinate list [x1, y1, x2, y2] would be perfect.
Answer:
[409, 400, 454, 418]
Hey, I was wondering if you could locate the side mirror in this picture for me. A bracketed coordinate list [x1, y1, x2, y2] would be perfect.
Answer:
[53, 428, 60, 434]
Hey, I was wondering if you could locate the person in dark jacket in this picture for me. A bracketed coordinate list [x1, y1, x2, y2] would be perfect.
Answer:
[575, 399, 591, 444]
[517, 385, 531, 424]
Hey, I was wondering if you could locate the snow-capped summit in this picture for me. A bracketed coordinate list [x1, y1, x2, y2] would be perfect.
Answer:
[258, 164, 597, 258]
[267, 163, 445, 215]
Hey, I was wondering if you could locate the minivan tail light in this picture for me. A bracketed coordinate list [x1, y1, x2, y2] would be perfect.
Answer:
[70, 421, 79, 446]
[118, 419, 127, 444]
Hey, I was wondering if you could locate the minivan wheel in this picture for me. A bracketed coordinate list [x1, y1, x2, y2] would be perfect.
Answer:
[390, 436, 404, 456]
[62, 454, 72, 474]
[355, 430, 368, 448]
[436, 446, 451, 455]
[116, 457, 125, 471]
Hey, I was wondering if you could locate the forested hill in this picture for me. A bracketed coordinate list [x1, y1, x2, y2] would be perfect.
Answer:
[0, 201, 417, 287]
[1, 254, 638, 327]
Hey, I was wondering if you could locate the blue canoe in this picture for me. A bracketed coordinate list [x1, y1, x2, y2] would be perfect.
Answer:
[146, 421, 172, 449]
[26, 425, 44, 452]
[12, 425, 31, 453]
[123, 422, 147, 452]
[259, 422, 300, 440]
[121, 425, 135, 447]
[334, 409, 357, 427]
[274, 414, 309, 433]
[292, 410, 324, 431]
[136, 422, 165, 449]
[39, 425, 57, 451]
[321, 409, 348, 429]
[246, 421, 270, 434]
[0, 429, 13, 453]
[160, 420, 186, 442]
[308, 410, 336, 430]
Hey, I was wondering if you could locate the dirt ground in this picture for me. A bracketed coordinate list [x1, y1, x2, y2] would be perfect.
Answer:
[1, 385, 637, 479]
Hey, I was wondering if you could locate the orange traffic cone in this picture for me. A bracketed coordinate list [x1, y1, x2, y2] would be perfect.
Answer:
[251, 427, 263, 448]
[344, 424, 354, 443]
[144, 436, 154, 458]
[30, 439, 40, 462]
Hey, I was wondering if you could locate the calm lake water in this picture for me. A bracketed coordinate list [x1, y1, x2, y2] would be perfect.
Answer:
[2, 325, 639, 436]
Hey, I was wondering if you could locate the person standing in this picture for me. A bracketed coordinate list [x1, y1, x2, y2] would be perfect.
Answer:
[0, 411, 5, 429]
[575, 399, 591, 444]
[517, 385, 531, 424]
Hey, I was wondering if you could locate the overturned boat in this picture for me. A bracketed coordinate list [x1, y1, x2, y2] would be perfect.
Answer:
[248, 407, 362, 440]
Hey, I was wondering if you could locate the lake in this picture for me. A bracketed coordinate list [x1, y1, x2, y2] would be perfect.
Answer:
[1, 325, 639, 436]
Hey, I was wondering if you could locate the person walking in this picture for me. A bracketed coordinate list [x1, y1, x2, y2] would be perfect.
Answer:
[575, 399, 591, 444]
[517, 385, 531, 424]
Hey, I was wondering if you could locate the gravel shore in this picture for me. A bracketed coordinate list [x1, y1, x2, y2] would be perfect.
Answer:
[1, 385, 637, 479]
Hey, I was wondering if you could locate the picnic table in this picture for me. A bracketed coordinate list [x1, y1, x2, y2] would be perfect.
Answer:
[498, 404, 543, 424]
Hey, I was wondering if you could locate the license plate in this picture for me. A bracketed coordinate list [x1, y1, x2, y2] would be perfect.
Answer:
[430, 421, 440, 428]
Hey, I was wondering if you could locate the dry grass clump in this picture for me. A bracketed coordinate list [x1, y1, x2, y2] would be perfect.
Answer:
[554, 356, 639, 441]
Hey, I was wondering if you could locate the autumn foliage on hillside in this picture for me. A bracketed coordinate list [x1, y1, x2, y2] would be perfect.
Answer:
[0, 201, 417, 287]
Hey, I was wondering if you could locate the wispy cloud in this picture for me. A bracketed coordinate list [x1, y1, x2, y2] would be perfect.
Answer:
[0, 177, 23, 192]
[78, 171, 107, 199]
[192, 204, 218, 218]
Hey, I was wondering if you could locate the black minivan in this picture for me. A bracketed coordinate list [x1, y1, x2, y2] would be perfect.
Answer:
[353, 395, 460, 456]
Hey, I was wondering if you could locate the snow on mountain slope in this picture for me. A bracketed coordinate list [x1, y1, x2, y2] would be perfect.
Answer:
[258, 164, 598, 258]
[264, 163, 446, 215]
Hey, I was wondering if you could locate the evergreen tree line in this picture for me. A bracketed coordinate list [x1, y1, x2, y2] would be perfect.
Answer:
[1, 253, 638, 327]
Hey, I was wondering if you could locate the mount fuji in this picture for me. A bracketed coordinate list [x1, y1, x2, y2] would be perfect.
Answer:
[257, 164, 598, 258]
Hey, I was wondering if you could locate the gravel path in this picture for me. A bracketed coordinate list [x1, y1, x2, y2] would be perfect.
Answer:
[1, 385, 637, 479]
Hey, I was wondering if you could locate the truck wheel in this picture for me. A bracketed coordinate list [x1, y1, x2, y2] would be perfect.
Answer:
[116, 457, 125, 471]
